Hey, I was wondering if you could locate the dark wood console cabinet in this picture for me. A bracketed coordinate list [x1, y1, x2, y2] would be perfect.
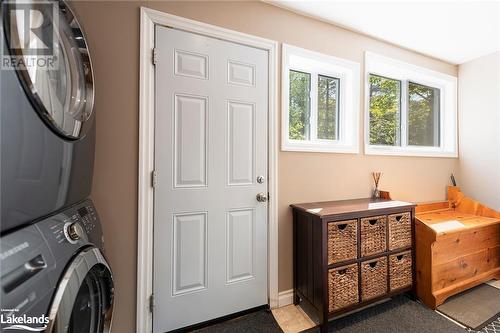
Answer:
[291, 198, 416, 333]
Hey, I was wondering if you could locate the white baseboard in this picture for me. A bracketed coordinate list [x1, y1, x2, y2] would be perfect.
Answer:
[277, 289, 294, 307]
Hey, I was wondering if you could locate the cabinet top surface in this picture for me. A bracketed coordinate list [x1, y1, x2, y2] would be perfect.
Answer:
[290, 198, 415, 219]
[416, 209, 500, 233]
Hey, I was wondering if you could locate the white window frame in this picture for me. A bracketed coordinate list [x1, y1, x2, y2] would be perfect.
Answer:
[282, 44, 360, 153]
[365, 52, 458, 158]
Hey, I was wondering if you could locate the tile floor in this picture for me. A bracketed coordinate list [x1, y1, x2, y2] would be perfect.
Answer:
[272, 280, 500, 333]
[487, 280, 500, 289]
[271, 304, 315, 333]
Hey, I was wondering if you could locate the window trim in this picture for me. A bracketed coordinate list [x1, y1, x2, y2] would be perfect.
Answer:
[364, 52, 458, 158]
[282, 44, 360, 154]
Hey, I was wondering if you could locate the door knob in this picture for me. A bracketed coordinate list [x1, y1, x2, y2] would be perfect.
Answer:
[256, 193, 268, 202]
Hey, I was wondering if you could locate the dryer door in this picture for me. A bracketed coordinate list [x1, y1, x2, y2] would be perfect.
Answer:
[2, 0, 94, 139]
[46, 247, 114, 333]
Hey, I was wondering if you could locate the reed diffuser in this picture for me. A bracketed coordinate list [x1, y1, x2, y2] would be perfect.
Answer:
[372, 172, 382, 198]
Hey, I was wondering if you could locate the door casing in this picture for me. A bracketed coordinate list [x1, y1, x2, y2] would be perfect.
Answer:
[137, 7, 279, 333]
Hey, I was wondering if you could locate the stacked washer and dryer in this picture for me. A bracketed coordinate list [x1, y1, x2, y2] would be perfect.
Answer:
[1, 1, 114, 332]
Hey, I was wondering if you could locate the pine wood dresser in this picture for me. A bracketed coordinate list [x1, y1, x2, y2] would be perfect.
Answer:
[291, 198, 416, 333]
[415, 186, 500, 309]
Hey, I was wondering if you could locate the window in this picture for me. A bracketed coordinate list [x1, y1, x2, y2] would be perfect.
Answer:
[282, 44, 360, 153]
[289, 70, 311, 140]
[408, 82, 440, 147]
[317, 75, 340, 140]
[369, 75, 401, 146]
[365, 52, 457, 157]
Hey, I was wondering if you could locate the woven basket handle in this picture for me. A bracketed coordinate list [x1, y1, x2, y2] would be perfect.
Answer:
[338, 269, 347, 275]
[368, 219, 378, 225]
[369, 261, 378, 268]
[395, 215, 403, 222]
[337, 223, 347, 230]
[396, 254, 404, 261]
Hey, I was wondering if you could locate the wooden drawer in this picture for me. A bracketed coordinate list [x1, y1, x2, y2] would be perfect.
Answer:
[432, 224, 500, 265]
[328, 220, 358, 265]
[328, 264, 359, 312]
[361, 256, 388, 301]
[389, 251, 412, 291]
[433, 245, 500, 290]
[360, 216, 387, 256]
[388, 212, 411, 250]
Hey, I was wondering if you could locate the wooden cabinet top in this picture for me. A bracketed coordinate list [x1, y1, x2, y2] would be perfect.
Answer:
[415, 187, 500, 234]
[290, 198, 415, 219]
[416, 210, 500, 233]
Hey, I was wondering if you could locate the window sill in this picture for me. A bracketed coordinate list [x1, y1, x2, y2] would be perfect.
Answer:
[365, 145, 458, 158]
[282, 141, 359, 154]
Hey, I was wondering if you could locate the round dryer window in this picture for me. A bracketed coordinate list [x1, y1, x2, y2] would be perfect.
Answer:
[2, 0, 95, 139]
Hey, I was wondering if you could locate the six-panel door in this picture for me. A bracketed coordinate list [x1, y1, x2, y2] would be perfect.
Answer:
[153, 26, 269, 332]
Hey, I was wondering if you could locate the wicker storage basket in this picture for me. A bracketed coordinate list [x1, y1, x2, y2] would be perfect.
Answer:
[328, 264, 359, 312]
[388, 212, 411, 250]
[389, 251, 412, 291]
[328, 220, 358, 265]
[361, 257, 387, 301]
[360, 216, 387, 256]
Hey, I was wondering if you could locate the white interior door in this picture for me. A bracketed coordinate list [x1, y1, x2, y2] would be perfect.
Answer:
[153, 26, 269, 332]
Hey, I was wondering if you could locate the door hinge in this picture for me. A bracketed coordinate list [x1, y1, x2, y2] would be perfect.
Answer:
[152, 47, 158, 65]
[151, 170, 157, 188]
[149, 293, 155, 312]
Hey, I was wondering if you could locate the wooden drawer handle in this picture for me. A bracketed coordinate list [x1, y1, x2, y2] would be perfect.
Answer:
[337, 223, 348, 230]
[369, 261, 378, 268]
[369, 219, 378, 225]
[395, 215, 403, 222]
[396, 254, 404, 261]
[338, 269, 347, 275]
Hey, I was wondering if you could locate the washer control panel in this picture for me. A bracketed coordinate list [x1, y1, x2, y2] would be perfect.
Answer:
[37, 199, 103, 250]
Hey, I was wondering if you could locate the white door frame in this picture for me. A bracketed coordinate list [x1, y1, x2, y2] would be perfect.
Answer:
[137, 7, 279, 333]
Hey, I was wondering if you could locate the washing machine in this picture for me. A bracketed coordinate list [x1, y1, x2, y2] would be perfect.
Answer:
[0, 199, 114, 332]
[1, 0, 95, 233]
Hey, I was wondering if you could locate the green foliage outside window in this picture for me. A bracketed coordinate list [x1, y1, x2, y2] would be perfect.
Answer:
[369, 75, 401, 146]
[408, 82, 440, 147]
[369, 74, 440, 147]
[289, 70, 310, 140]
[289, 71, 440, 147]
[317, 75, 339, 140]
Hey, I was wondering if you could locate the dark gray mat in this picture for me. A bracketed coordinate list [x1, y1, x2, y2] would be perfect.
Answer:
[438, 284, 500, 330]
[192, 309, 283, 333]
[302, 295, 465, 333]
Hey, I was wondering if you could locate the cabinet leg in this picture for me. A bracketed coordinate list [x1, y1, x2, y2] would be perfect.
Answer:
[406, 289, 417, 301]
[320, 321, 329, 333]
[293, 291, 300, 305]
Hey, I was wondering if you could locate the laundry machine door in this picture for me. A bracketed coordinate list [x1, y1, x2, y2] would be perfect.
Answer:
[46, 248, 114, 333]
[2, 0, 94, 139]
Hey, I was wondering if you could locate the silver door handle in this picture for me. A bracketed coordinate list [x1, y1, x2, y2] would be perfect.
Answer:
[256, 193, 268, 202]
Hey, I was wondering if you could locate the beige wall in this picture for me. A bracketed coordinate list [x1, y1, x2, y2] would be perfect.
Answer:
[457, 51, 500, 210]
[71, 2, 458, 332]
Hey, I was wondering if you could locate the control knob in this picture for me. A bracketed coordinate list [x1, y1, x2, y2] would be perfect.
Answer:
[64, 222, 84, 243]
